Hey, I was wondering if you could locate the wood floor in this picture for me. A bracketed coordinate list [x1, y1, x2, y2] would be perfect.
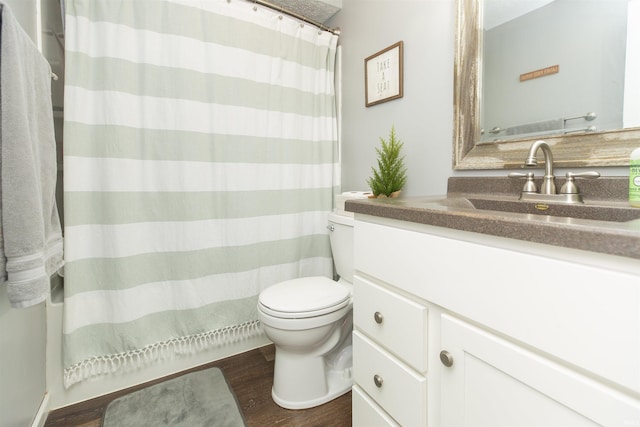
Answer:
[44, 345, 352, 427]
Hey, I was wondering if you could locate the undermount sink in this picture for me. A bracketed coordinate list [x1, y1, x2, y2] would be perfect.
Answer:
[457, 197, 640, 223]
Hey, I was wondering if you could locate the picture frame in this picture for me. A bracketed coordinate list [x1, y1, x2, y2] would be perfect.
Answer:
[365, 41, 404, 107]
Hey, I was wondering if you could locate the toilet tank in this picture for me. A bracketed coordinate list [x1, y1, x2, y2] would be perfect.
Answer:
[327, 212, 354, 284]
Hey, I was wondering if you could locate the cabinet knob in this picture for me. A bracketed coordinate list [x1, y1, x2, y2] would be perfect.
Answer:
[374, 311, 384, 324]
[440, 350, 454, 367]
[373, 374, 384, 388]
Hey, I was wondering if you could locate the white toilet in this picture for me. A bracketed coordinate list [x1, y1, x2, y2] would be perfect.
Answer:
[257, 212, 354, 410]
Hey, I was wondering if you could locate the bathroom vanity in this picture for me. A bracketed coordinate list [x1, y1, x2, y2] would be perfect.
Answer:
[348, 177, 640, 426]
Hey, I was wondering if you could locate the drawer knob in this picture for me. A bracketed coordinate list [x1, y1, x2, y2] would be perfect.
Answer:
[374, 311, 384, 324]
[440, 350, 454, 367]
[373, 374, 384, 388]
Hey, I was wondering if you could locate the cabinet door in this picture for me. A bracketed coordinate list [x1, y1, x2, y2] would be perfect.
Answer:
[440, 314, 640, 427]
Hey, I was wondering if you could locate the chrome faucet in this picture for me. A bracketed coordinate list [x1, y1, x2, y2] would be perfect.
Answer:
[524, 140, 556, 195]
[508, 139, 601, 204]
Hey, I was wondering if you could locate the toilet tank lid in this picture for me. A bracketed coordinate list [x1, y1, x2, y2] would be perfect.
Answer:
[259, 277, 350, 314]
[328, 212, 354, 226]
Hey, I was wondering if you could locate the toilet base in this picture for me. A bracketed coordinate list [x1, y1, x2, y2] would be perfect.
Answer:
[259, 299, 354, 410]
[272, 366, 353, 410]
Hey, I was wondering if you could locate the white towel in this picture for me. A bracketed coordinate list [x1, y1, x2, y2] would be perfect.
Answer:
[0, 3, 64, 308]
[506, 118, 564, 136]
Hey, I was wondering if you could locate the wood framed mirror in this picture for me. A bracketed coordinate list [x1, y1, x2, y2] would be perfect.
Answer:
[453, 0, 640, 170]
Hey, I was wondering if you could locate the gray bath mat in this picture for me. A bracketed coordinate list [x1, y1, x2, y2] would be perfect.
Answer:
[103, 367, 246, 427]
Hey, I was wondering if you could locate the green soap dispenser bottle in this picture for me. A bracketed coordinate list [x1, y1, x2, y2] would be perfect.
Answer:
[631, 147, 640, 207]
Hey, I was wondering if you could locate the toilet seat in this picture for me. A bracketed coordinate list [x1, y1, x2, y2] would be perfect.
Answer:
[258, 277, 350, 319]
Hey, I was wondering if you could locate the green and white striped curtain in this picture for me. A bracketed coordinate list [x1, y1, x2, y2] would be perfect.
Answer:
[62, 0, 339, 388]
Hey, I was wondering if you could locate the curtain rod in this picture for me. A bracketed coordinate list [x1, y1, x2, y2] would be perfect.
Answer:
[250, 0, 341, 35]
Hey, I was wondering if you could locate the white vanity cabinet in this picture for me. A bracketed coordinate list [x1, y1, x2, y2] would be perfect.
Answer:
[352, 216, 640, 426]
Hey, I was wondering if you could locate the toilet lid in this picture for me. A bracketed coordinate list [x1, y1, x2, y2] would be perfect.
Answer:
[259, 277, 350, 318]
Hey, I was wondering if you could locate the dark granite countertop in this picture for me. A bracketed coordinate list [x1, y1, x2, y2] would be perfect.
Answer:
[345, 177, 640, 260]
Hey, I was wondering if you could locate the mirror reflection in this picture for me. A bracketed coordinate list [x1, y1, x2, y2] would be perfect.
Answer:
[453, 0, 640, 170]
[480, 0, 638, 143]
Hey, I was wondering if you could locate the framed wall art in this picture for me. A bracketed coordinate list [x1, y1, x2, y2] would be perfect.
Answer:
[365, 41, 404, 107]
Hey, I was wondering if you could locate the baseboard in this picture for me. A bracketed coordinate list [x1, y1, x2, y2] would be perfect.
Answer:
[31, 392, 50, 427]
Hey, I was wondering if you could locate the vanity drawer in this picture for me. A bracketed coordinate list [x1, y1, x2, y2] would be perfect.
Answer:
[353, 331, 427, 427]
[352, 385, 400, 427]
[354, 275, 428, 372]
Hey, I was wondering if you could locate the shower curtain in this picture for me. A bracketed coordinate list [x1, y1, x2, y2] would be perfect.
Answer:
[62, 0, 339, 388]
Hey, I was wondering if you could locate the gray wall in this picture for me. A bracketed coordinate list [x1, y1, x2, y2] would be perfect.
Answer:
[328, 0, 456, 197]
[0, 292, 47, 427]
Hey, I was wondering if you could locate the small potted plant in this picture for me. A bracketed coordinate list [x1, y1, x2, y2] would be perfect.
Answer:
[367, 126, 407, 198]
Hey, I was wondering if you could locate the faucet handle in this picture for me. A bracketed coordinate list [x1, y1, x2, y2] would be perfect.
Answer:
[508, 171, 537, 193]
[560, 171, 600, 194]
[565, 171, 600, 179]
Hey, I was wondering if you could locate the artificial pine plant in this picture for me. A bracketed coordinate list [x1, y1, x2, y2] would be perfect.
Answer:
[367, 126, 407, 197]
